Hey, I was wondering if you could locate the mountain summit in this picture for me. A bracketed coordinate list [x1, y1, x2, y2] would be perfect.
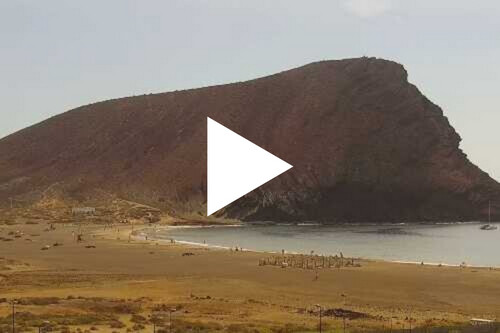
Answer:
[0, 57, 498, 222]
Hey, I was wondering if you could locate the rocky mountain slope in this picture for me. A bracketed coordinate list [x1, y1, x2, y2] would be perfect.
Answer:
[0, 57, 498, 222]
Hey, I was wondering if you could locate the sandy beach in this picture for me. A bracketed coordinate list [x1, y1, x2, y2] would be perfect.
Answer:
[1, 221, 500, 332]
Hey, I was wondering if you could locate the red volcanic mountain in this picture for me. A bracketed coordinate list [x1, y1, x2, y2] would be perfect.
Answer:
[0, 57, 498, 222]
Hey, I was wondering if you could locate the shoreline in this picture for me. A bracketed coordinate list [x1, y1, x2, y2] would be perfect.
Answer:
[134, 224, 500, 269]
[246, 220, 496, 226]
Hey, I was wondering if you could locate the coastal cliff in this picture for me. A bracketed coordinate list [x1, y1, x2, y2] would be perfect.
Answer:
[0, 57, 498, 222]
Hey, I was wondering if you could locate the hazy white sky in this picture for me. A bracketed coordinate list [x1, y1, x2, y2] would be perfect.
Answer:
[1, 0, 499, 179]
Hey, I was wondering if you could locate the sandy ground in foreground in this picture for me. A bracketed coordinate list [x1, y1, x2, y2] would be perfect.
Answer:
[1, 222, 500, 332]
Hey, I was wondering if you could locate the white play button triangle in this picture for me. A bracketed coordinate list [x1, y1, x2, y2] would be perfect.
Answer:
[207, 117, 293, 216]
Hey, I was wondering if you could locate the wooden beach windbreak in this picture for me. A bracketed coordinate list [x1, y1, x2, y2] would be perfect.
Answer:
[259, 252, 361, 270]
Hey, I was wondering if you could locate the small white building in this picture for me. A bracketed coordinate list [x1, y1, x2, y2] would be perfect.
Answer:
[470, 318, 494, 325]
[71, 207, 96, 215]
